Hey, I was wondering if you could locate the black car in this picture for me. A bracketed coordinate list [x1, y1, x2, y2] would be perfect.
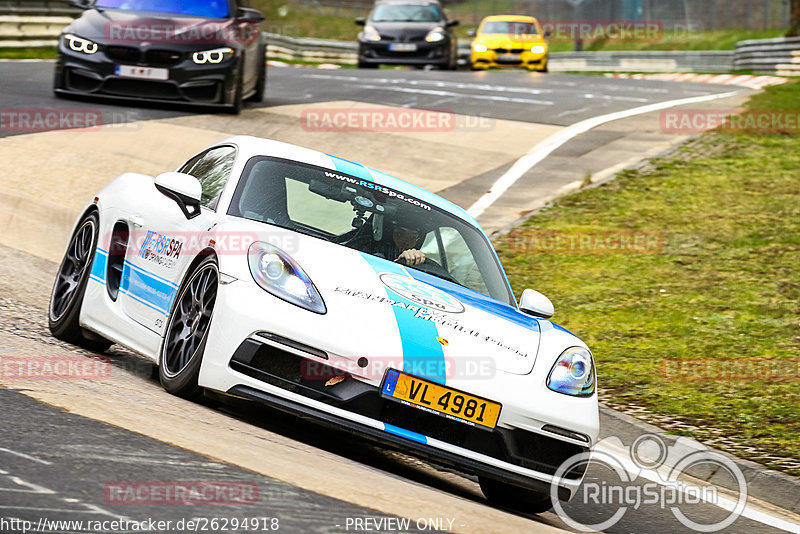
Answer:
[54, 0, 266, 113]
[355, 0, 458, 69]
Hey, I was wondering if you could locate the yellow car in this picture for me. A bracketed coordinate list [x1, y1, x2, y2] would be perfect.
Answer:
[470, 15, 548, 72]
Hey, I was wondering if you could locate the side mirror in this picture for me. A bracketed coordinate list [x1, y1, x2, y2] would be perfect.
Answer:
[236, 7, 265, 23]
[519, 289, 554, 318]
[154, 172, 202, 219]
[544, 30, 552, 38]
[355, 16, 366, 26]
[446, 19, 459, 27]
[467, 29, 477, 37]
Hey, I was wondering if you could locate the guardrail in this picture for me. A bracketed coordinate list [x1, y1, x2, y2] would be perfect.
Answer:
[265, 32, 358, 65]
[0, 14, 71, 47]
[0, 0, 78, 16]
[734, 36, 800, 75]
[548, 50, 734, 73]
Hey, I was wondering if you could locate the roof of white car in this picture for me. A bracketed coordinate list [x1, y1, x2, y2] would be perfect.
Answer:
[222, 135, 485, 235]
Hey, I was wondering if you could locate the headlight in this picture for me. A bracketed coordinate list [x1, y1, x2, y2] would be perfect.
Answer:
[362, 25, 381, 42]
[64, 33, 99, 55]
[425, 28, 446, 42]
[547, 346, 595, 397]
[531, 45, 546, 54]
[248, 242, 326, 314]
[473, 43, 488, 53]
[192, 47, 234, 64]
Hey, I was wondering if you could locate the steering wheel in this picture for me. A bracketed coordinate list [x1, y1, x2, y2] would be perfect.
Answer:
[396, 256, 459, 284]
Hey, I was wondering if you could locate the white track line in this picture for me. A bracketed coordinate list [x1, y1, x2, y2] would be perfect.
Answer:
[466, 90, 743, 219]
[0, 447, 52, 465]
[597, 442, 800, 533]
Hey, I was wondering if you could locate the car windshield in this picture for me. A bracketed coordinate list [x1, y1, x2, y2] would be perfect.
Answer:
[229, 157, 515, 306]
[94, 0, 229, 18]
[481, 21, 538, 36]
[372, 4, 441, 22]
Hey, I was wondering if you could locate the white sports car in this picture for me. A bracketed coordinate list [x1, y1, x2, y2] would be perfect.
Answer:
[49, 136, 599, 512]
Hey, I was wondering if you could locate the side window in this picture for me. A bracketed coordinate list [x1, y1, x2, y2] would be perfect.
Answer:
[180, 146, 236, 210]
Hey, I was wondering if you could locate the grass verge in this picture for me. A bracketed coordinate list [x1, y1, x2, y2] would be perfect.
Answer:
[0, 47, 57, 60]
[495, 80, 800, 475]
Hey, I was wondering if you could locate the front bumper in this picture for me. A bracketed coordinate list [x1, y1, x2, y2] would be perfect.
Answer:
[358, 40, 451, 66]
[54, 43, 239, 106]
[472, 49, 547, 70]
[198, 278, 599, 500]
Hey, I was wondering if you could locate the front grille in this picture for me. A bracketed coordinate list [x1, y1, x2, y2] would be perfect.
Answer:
[101, 78, 181, 99]
[145, 49, 183, 67]
[229, 338, 590, 477]
[494, 47, 525, 54]
[105, 46, 140, 63]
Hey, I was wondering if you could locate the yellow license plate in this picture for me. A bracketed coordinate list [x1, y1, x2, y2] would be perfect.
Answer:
[381, 369, 502, 429]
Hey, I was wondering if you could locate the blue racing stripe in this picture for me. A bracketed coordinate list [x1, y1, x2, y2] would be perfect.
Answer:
[120, 262, 176, 314]
[328, 154, 372, 180]
[403, 268, 540, 332]
[361, 253, 447, 384]
[90, 248, 108, 284]
[383, 423, 427, 444]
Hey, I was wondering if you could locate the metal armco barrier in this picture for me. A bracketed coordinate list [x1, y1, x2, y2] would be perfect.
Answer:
[734, 36, 800, 75]
[548, 50, 735, 73]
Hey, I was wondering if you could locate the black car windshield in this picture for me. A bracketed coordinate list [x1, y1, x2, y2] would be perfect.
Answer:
[95, 0, 229, 18]
[481, 21, 539, 35]
[229, 157, 515, 306]
[372, 4, 442, 22]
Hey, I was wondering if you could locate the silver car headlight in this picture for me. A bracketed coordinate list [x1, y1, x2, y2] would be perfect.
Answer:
[248, 242, 326, 314]
[362, 25, 381, 42]
[531, 45, 546, 54]
[473, 43, 488, 53]
[547, 346, 595, 397]
[64, 33, 99, 55]
[192, 47, 234, 64]
[425, 27, 446, 42]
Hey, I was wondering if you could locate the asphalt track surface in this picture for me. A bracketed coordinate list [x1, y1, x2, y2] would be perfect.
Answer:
[0, 61, 797, 534]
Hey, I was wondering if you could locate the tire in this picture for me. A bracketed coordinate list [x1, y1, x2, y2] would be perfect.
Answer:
[48, 211, 113, 352]
[358, 60, 378, 69]
[479, 477, 553, 514]
[228, 63, 244, 114]
[159, 256, 218, 399]
[247, 44, 266, 103]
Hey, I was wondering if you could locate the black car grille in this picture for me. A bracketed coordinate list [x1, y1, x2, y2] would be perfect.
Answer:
[101, 78, 182, 99]
[104, 47, 184, 67]
[145, 49, 184, 67]
[494, 47, 525, 54]
[105, 46, 140, 63]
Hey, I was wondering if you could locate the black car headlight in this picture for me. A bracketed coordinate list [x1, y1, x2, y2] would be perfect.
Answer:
[547, 346, 596, 397]
[192, 47, 235, 64]
[361, 25, 381, 42]
[248, 242, 326, 314]
[64, 33, 99, 55]
[425, 27, 446, 42]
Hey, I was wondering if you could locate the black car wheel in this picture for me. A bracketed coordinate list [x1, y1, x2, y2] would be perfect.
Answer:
[48, 211, 113, 352]
[247, 44, 267, 102]
[479, 477, 553, 514]
[159, 256, 218, 399]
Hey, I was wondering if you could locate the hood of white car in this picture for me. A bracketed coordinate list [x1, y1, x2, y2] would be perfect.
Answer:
[217, 219, 542, 379]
